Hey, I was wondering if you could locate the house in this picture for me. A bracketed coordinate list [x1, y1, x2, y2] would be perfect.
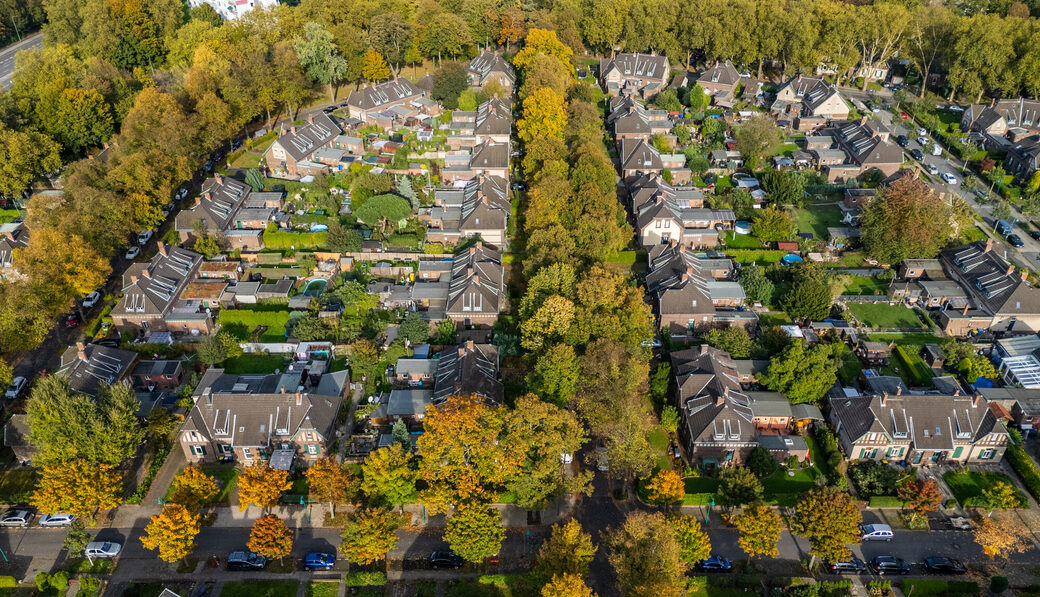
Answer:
[178, 367, 348, 465]
[131, 360, 184, 390]
[424, 175, 510, 248]
[771, 76, 849, 128]
[394, 358, 437, 386]
[186, 0, 277, 20]
[3, 414, 34, 464]
[55, 342, 138, 398]
[1005, 136, 1040, 181]
[962, 99, 1040, 137]
[632, 174, 734, 248]
[671, 346, 818, 466]
[829, 392, 1008, 465]
[346, 79, 426, 122]
[0, 220, 29, 280]
[369, 389, 434, 426]
[977, 387, 1040, 435]
[646, 243, 756, 337]
[174, 173, 279, 250]
[445, 242, 504, 327]
[856, 340, 892, 366]
[433, 340, 503, 405]
[607, 98, 673, 140]
[815, 119, 903, 181]
[468, 50, 515, 90]
[600, 53, 671, 99]
[619, 138, 687, 182]
[442, 140, 510, 182]
[264, 112, 342, 178]
[110, 244, 206, 336]
[450, 98, 512, 145]
[695, 61, 741, 108]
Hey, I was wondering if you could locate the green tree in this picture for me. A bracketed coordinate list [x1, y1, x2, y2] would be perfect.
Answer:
[355, 194, 411, 237]
[431, 61, 469, 109]
[717, 466, 764, 507]
[861, 175, 952, 263]
[527, 343, 580, 408]
[604, 511, 687, 596]
[0, 126, 62, 198]
[751, 206, 794, 242]
[340, 507, 402, 564]
[368, 13, 412, 74]
[758, 340, 841, 405]
[325, 222, 363, 252]
[195, 330, 242, 365]
[295, 21, 349, 101]
[445, 502, 505, 563]
[703, 327, 754, 358]
[734, 115, 783, 168]
[534, 520, 597, 580]
[399, 312, 429, 345]
[762, 170, 806, 206]
[778, 263, 834, 322]
[981, 481, 1021, 516]
[0, 360, 12, 393]
[746, 446, 780, 478]
[790, 486, 862, 565]
[361, 443, 418, 509]
[739, 264, 775, 305]
[687, 84, 709, 111]
[670, 514, 711, 567]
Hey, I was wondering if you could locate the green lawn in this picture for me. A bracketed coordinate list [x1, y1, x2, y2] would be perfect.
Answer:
[846, 303, 926, 330]
[263, 230, 327, 250]
[942, 470, 1026, 508]
[893, 345, 934, 386]
[231, 151, 263, 169]
[869, 496, 906, 507]
[217, 307, 291, 341]
[762, 467, 822, 506]
[758, 312, 792, 326]
[838, 352, 863, 386]
[683, 477, 719, 505]
[0, 209, 22, 224]
[306, 582, 340, 597]
[794, 204, 844, 239]
[726, 249, 788, 264]
[865, 333, 944, 345]
[647, 426, 672, 471]
[842, 275, 889, 295]
[220, 581, 299, 597]
[720, 233, 765, 249]
[221, 353, 287, 374]
[901, 580, 979, 597]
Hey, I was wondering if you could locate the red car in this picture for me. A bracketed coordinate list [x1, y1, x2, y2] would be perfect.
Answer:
[64, 312, 80, 328]
[900, 112, 909, 119]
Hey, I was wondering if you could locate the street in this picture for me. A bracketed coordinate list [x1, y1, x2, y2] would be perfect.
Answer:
[0, 33, 42, 90]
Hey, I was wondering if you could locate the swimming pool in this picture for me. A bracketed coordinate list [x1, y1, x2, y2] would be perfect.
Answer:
[302, 278, 327, 297]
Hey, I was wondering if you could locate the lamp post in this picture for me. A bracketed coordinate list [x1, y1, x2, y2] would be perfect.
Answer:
[706, 497, 715, 523]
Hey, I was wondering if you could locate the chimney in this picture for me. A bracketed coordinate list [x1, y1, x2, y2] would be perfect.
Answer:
[203, 387, 213, 406]
[76, 342, 86, 361]
[157, 242, 167, 257]
[465, 339, 475, 351]
[953, 388, 961, 396]
[469, 247, 476, 256]
[881, 392, 888, 407]
[290, 126, 296, 135]
[984, 237, 994, 253]
[1007, 264, 1016, 277]
[467, 267, 474, 277]
[142, 268, 151, 279]
[194, 196, 201, 207]
[670, 239, 678, 248]
[307, 113, 314, 124]
[686, 267, 694, 276]
[896, 386, 902, 396]
[962, 304, 970, 315]
[295, 392, 302, 407]
[280, 386, 286, 393]
[1024, 270, 1030, 282]
[204, 191, 212, 201]
[681, 272, 688, 283]
[130, 274, 138, 285]
[972, 393, 981, 407]
[476, 241, 483, 250]
[699, 344, 710, 355]
[472, 275, 479, 285]
[215, 173, 223, 184]
[458, 347, 466, 357]
[860, 116, 868, 126]
[102, 142, 109, 150]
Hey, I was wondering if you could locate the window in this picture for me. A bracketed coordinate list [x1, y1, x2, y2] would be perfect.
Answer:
[191, 445, 207, 456]
[887, 447, 899, 458]
[307, 444, 319, 455]
[979, 448, 995, 460]
[243, 448, 252, 459]
[305, 432, 314, 441]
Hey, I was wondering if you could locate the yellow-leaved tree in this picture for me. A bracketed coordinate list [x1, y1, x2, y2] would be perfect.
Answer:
[517, 88, 567, 144]
[541, 574, 597, 597]
[362, 50, 391, 82]
[167, 465, 219, 511]
[140, 504, 202, 563]
[512, 29, 574, 72]
[645, 469, 684, 505]
[31, 460, 122, 520]
[248, 514, 294, 563]
[306, 456, 359, 514]
[733, 504, 782, 558]
[237, 462, 291, 512]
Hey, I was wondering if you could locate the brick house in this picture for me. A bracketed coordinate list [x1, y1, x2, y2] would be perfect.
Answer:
[468, 50, 515, 90]
[131, 360, 184, 390]
[0, 220, 29, 281]
[109, 244, 206, 336]
[57, 342, 138, 398]
[445, 242, 503, 327]
[695, 61, 741, 107]
[346, 79, 426, 122]
[600, 53, 671, 99]
[264, 112, 342, 178]
[432, 341, 503, 405]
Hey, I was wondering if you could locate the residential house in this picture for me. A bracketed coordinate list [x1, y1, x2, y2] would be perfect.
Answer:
[432, 340, 503, 405]
[442, 140, 511, 182]
[186, 0, 277, 20]
[771, 75, 849, 129]
[856, 340, 892, 366]
[175, 175, 279, 251]
[607, 98, 673, 140]
[56, 342, 138, 398]
[178, 367, 348, 465]
[369, 389, 434, 426]
[646, 242, 756, 337]
[816, 118, 903, 181]
[468, 50, 515, 90]
[977, 387, 1040, 435]
[110, 244, 206, 336]
[619, 138, 688, 182]
[631, 174, 735, 248]
[599, 53, 671, 99]
[346, 79, 426, 122]
[962, 99, 1040, 137]
[131, 360, 184, 390]
[449, 97, 512, 147]
[829, 392, 1008, 465]
[695, 61, 741, 108]
[3, 415, 34, 464]
[1006, 137, 1040, 181]
[264, 112, 342, 178]
[394, 357, 437, 386]
[0, 220, 29, 280]
[424, 175, 510, 248]
[445, 242, 504, 327]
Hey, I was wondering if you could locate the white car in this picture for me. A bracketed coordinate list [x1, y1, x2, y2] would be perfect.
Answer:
[137, 230, 153, 246]
[0, 510, 33, 527]
[82, 292, 101, 309]
[84, 541, 121, 559]
[125, 246, 140, 260]
[916, 136, 929, 146]
[4, 377, 26, 399]
[176, 188, 189, 200]
[916, 127, 926, 136]
[928, 164, 939, 175]
[39, 513, 76, 527]
[941, 172, 959, 185]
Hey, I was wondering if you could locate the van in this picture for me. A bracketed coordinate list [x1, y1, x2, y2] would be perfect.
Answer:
[860, 523, 894, 542]
[996, 220, 1013, 237]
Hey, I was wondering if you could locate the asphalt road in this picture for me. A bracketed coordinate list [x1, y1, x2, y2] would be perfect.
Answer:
[0, 33, 42, 90]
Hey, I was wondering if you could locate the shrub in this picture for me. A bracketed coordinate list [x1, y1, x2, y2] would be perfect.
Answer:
[344, 572, 387, 587]
[1005, 442, 1040, 502]
[849, 460, 901, 497]
[991, 577, 1009, 594]
[747, 446, 780, 477]
[0, 576, 16, 589]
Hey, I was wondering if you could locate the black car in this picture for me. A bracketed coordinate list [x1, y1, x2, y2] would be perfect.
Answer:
[1008, 233, 1025, 247]
[826, 557, 867, 574]
[430, 551, 465, 569]
[896, 135, 909, 147]
[923, 557, 966, 575]
[93, 338, 121, 348]
[911, 149, 924, 161]
[870, 556, 911, 575]
[226, 551, 266, 571]
[1029, 230, 1040, 241]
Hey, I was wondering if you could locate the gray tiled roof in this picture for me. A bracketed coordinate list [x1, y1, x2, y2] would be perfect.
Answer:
[57, 344, 138, 398]
[433, 342, 502, 404]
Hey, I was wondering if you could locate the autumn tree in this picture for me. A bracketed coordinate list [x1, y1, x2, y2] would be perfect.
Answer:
[703, 327, 754, 359]
[0, 124, 62, 198]
[734, 505, 782, 558]
[604, 511, 687, 596]
[237, 462, 291, 512]
[140, 504, 201, 563]
[504, 395, 591, 509]
[445, 502, 505, 563]
[734, 115, 783, 168]
[981, 481, 1022, 516]
[13, 227, 110, 308]
[248, 514, 294, 563]
[518, 88, 567, 143]
[355, 193, 411, 238]
[790, 486, 862, 565]
[973, 514, 1030, 559]
[168, 465, 219, 511]
[646, 469, 684, 505]
[542, 575, 596, 597]
[534, 520, 597, 581]
[307, 456, 359, 514]
[362, 443, 418, 509]
[499, 7, 527, 52]
[861, 175, 952, 264]
[32, 460, 122, 520]
[340, 508, 402, 565]
[670, 514, 711, 567]
[896, 478, 942, 525]
[716, 466, 764, 507]
[513, 29, 574, 72]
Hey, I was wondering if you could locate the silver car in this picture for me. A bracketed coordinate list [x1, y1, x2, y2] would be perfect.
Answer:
[39, 513, 76, 527]
[0, 510, 33, 527]
[84, 541, 121, 558]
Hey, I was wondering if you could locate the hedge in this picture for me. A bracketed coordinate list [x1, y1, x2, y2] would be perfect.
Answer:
[901, 580, 979, 597]
[1005, 442, 1040, 502]
[869, 496, 905, 508]
[0, 576, 16, 588]
[344, 572, 386, 587]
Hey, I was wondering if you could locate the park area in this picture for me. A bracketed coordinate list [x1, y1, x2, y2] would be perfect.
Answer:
[846, 303, 927, 330]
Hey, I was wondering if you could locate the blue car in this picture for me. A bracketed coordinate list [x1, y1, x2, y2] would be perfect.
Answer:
[303, 552, 336, 571]
[698, 555, 733, 572]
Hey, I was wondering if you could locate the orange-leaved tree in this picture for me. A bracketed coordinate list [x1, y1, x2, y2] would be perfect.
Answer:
[168, 464, 219, 511]
[306, 456, 359, 515]
[237, 462, 291, 512]
[645, 469, 684, 505]
[140, 504, 202, 563]
[31, 459, 122, 520]
[248, 514, 294, 563]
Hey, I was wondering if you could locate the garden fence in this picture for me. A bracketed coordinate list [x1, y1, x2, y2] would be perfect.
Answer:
[836, 295, 889, 303]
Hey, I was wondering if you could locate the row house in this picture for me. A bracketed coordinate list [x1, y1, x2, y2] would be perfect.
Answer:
[432, 340, 503, 405]
[109, 243, 207, 336]
[963, 99, 1040, 181]
[816, 119, 903, 182]
[632, 176, 735, 248]
[467, 50, 515, 90]
[175, 175, 284, 251]
[693, 61, 742, 108]
[448, 97, 512, 148]
[0, 219, 29, 281]
[423, 175, 510, 248]
[57, 342, 138, 398]
[441, 139, 510, 183]
[600, 53, 671, 99]
[619, 138, 689, 183]
[264, 112, 342, 178]
[607, 97, 673, 141]
[346, 79, 426, 122]
[771, 75, 849, 130]
[445, 242, 504, 327]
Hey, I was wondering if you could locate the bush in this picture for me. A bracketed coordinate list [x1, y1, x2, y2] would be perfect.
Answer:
[344, 572, 387, 587]
[849, 460, 901, 497]
[0, 576, 16, 589]
[991, 577, 1009, 594]
[1005, 442, 1040, 502]
[747, 446, 780, 477]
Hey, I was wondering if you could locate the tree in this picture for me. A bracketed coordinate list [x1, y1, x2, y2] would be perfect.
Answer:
[518, 88, 567, 143]
[340, 508, 402, 564]
[542, 575, 597, 597]
[778, 264, 835, 322]
[660, 405, 679, 434]
[13, 226, 109, 308]
[734, 115, 783, 168]
[513, 29, 573, 72]
[739, 264, 774, 305]
[746, 446, 780, 478]
[751, 206, 794, 242]
[670, 514, 711, 567]
[897, 478, 942, 525]
[362, 443, 418, 509]
[306, 457, 359, 515]
[391, 420, 410, 447]
[687, 84, 709, 111]
[499, 7, 527, 52]
[762, 170, 806, 206]
[295, 22, 349, 100]
[326, 222, 363, 253]
[32, 460, 122, 519]
[140, 504, 201, 563]
[861, 175, 952, 263]
[369, 13, 412, 73]
[355, 193, 411, 237]
[445, 502, 505, 563]
[248, 514, 294, 563]
[237, 462, 291, 512]
[535, 520, 597, 580]
[790, 486, 862, 565]
[0, 121, 63, 197]
[981, 481, 1021, 516]
[431, 61, 469, 109]
[527, 343, 580, 408]
[168, 465, 219, 511]
[195, 329, 242, 365]
[703, 327, 754, 359]
[759, 340, 841, 405]
[973, 514, 1030, 559]
[955, 353, 997, 383]
[734, 504, 782, 558]
[399, 312, 429, 345]
[646, 469, 684, 505]
[604, 511, 687, 596]
[717, 466, 764, 507]
[0, 361, 12, 394]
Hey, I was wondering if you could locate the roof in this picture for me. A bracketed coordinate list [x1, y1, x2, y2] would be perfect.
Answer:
[445, 242, 503, 317]
[395, 358, 437, 376]
[963, 98, 1040, 134]
[474, 97, 512, 137]
[646, 244, 745, 317]
[469, 139, 510, 171]
[621, 138, 664, 172]
[271, 112, 341, 162]
[175, 176, 252, 232]
[57, 344, 138, 398]
[347, 79, 424, 111]
[831, 119, 904, 167]
[432, 342, 502, 404]
[468, 50, 515, 85]
[132, 360, 182, 378]
[940, 241, 1040, 316]
[600, 53, 670, 85]
[697, 61, 741, 89]
[3, 415, 31, 452]
[0, 220, 29, 267]
[387, 389, 433, 416]
[113, 246, 204, 319]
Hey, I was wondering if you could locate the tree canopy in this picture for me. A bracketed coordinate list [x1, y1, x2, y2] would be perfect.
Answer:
[861, 175, 953, 264]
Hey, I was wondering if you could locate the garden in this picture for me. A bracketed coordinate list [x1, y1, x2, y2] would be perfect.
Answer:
[220, 581, 299, 597]
[942, 469, 1026, 508]
[793, 204, 845, 240]
[846, 303, 927, 330]
[217, 307, 292, 341]
[892, 345, 934, 387]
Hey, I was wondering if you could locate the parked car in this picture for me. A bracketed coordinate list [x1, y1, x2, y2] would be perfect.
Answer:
[917, 127, 927, 136]
[137, 230, 153, 246]
[860, 523, 894, 541]
[1008, 234, 1025, 248]
[870, 556, 911, 575]
[84, 541, 122, 559]
[697, 556, 733, 572]
[303, 552, 335, 570]
[176, 188, 189, 201]
[923, 557, 966, 574]
[161, 203, 174, 217]
[39, 513, 76, 527]
[227, 551, 267, 571]
[82, 291, 101, 309]
[64, 312, 80, 328]
[0, 509, 33, 527]
[93, 338, 120, 348]
[896, 135, 909, 147]
[900, 111, 909, 119]
[941, 173, 959, 185]
[826, 557, 867, 574]
[911, 149, 924, 161]
[429, 551, 465, 569]
[916, 136, 929, 146]
[125, 246, 141, 260]
[4, 377, 27, 399]
[928, 164, 939, 175]
[1028, 230, 1040, 241]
